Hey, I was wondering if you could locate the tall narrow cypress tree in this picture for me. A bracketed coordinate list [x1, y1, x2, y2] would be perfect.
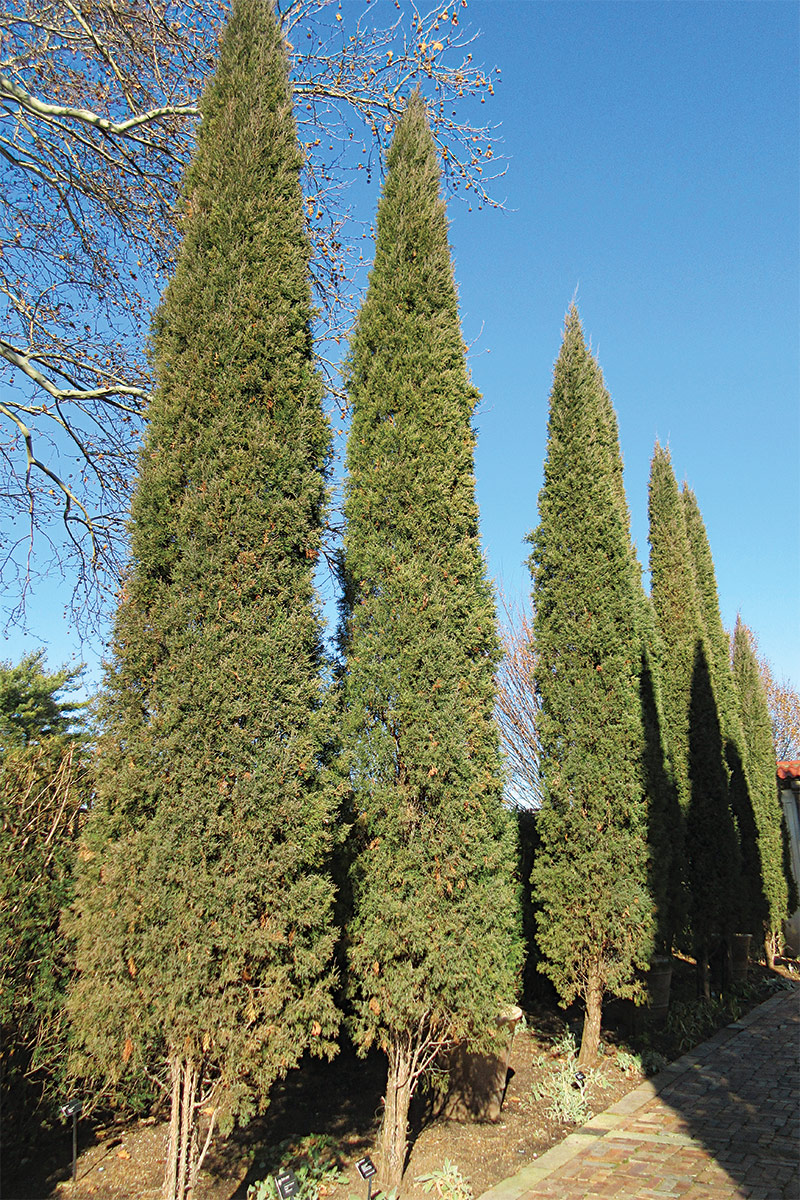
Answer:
[682, 486, 764, 942]
[529, 308, 653, 1066]
[648, 445, 701, 818]
[638, 599, 685, 955]
[338, 94, 521, 1190]
[649, 449, 740, 993]
[682, 486, 745, 786]
[732, 617, 789, 962]
[66, 3, 339, 1196]
[685, 642, 742, 990]
[681, 486, 735, 722]
[595, 379, 681, 959]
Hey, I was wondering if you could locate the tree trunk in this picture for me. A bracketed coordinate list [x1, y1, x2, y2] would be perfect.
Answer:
[764, 926, 777, 970]
[578, 973, 603, 1067]
[379, 1039, 414, 1192]
[696, 942, 711, 999]
[163, 1057, 182, 1200]
[162, 1053, 201, 1200]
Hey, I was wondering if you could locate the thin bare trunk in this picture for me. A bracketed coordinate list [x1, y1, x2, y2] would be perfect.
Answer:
[176, 1061, 191, 1200]
[696, 943, 711, 999]
[379, 1039, 414, 1192]
[162, 1056, 182, 1200]
[190, 1108, 217, 1195]
[578, 973, 603, 1067]
[162, 1054, 201, 1200]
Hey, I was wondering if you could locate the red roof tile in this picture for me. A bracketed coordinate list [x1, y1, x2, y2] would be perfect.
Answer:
[777, 760, 800, 782]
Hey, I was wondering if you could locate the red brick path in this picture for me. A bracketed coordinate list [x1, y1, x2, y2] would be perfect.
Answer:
[480, 988, 799, 1200]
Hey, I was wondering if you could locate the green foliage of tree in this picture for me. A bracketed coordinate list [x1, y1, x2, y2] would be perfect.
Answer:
[681, 487, 735, 718]
[0, 657, 88, 1140]
[732, 617, 790, 960]
[529, 309, 654, 1067]
[337, 93, 522, 1190]
[682, 486, 765, 942]
[650, 452, 745, 992]
[648, 445, 702, 818]
[686, 643, 743, 992]
[0, 650, 86, 750]
[637, 602, 685, 955]
[65, 3, 339, 1196]
[724, 737, 768, 943]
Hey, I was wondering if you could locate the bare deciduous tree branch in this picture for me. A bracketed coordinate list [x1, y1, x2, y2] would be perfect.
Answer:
[496, 593, 543, 810]
[757, 650, 800, 762]
[1, 72, 200, 135]
[1, 0, 504, 633]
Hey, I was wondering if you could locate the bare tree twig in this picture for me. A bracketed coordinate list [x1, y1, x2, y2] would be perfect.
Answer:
[495, 591, 543, 809]
[1, 0, 505, 634]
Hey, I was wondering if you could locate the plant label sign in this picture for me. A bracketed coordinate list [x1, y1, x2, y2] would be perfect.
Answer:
[356, 1157, 377, 1180]
[275, 1169, 300, 1200]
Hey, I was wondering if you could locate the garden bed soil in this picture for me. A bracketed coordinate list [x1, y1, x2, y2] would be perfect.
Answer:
[5, 956, 796, 1200]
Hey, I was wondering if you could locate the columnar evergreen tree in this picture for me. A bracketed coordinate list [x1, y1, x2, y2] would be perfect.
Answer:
[685, 642, 742, 990]
[732, 617, 790, 962]
[681, 486, 734, 712]
[649, 448, 740, 993]
[338, 94, 522, 1190]
[682, 485, 764, 941]
[648, 445, 702, 817]
[587, 346, 681, 960]
[529, 309, 653, 1067]
[593, 372, 681, 960]
[638, 601, 684, 955]
[65, 3, 339, 1196]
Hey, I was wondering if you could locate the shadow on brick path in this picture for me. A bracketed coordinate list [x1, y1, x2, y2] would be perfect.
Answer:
[480, 988, 799, 1200]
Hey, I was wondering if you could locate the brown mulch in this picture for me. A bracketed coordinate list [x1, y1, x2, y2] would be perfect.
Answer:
[4, 957, 796, 1200]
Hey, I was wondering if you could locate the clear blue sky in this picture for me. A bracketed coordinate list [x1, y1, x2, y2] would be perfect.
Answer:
[5, 0, 798, 694]
[450, 0, 799, 687]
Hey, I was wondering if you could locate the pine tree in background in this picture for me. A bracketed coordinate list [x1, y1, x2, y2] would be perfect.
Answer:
[529, 308, 653, 1067]
[338, 94, 522, 1189]
[0, 651, 87, 750]
[732, 617, 790, 962]
[66, 3, 339, 1195]
[682, 485, 764, 942]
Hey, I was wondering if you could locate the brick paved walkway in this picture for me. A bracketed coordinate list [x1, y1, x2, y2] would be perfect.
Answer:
[480, 987, 800, 1200]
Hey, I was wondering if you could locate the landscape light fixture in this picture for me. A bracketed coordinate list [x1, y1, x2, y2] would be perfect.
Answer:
[60, 1099, 83, 1183]
[356, 1154, 378, 1200]
[274, 1168, 300, 1200]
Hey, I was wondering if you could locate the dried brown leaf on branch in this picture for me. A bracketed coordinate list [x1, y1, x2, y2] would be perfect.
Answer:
[0, 0, 504, 631]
